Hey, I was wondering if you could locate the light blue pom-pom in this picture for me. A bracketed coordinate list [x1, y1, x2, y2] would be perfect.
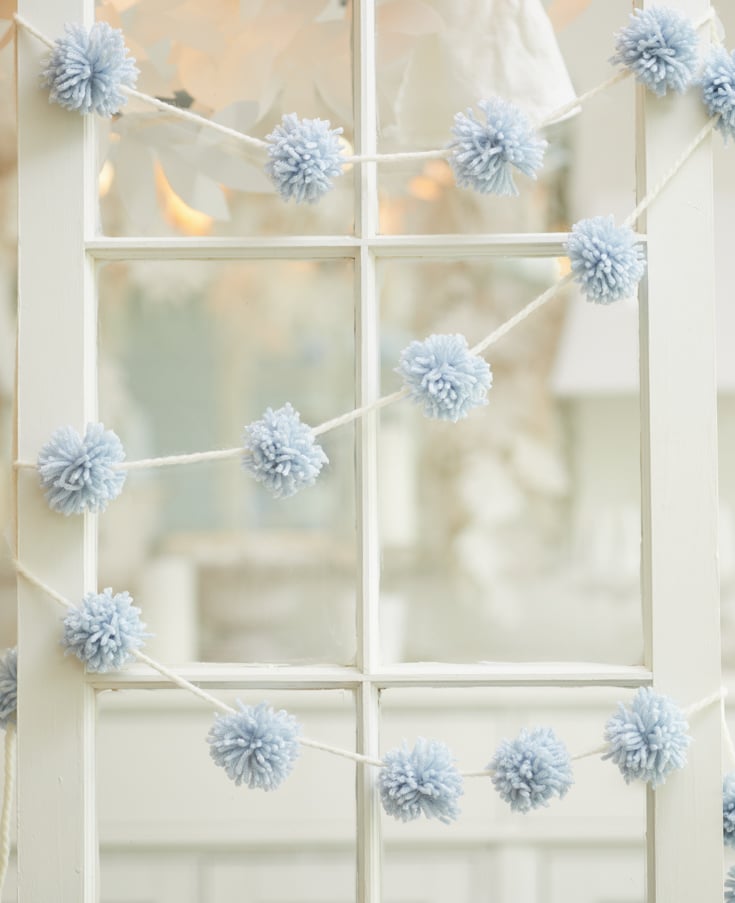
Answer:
[265, 113, 345, 204]
[0, 648, 17, 730]
[397, 334, 492, 422]
[42, 21, 138, 117]
[449, 98, 547, 197]
[724, 773, 735, 846]
[726, 866, 735, 903]
[37, 422, 126, 516]
[566, 216, 646, 304]
[603, 688, 690, 787]
[62, 588, 146, 673]
[700, 47, 735, 142]
[379, 738, 463, 824]
[611, 7, 699, 96]
[242, 403, 328, 499]
[489, 727, 574, 813]
[207, 701, 301, 791]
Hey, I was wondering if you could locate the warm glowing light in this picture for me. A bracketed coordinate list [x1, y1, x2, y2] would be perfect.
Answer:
[154, 160, 214, 236]
[408, 175, 441, 201]
[423, 159, 453, 186]
[557, 256, 572, 277]
[339, 137, 354, 172]
[98, 160, 115, 197]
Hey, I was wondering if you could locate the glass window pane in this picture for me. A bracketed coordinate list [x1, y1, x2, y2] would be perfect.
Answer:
[98, 258, 356, 665]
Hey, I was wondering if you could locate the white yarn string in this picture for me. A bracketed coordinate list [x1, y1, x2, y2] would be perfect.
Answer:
[12, 13, 54, 49]
[14, 560, 73, 610]
[115, 446, 241, 472]
[0, 725, 16, 894]
[345, 149, 449, 165]
[539, 69, 631, 128]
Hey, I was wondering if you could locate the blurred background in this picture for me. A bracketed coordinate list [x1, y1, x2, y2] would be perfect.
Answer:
[0, 0, 733, 900]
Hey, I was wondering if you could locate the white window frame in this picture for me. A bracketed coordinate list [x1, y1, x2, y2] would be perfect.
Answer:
[15, 1, 722, 901]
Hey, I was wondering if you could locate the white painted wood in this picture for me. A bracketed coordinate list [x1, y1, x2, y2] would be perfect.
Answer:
[638, 1, 722, 900]
[16, 0, 98, 901]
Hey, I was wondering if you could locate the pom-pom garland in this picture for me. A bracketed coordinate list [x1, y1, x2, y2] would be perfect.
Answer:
[37, 422, 126, 516]
[488, 727, 574, 813]
[62, 588, 146, 673]
[726, 866, 735, 903]
[565, 216, 646, 304]
[397, 334, 492, 422]
[265, 114, 346, 204]
[700, 47, 735, 142]
[207, 701, 301, 791]
[0, 648, 17, 730]
[242, 403, 328, 499]
[449, 98, 547, 197]
[42, 21, 138, 117]
[603, 687, 690, 787]
[724, 773, 735, 847]
[379, 738, 464, 824]
[611, 7, 699, 97]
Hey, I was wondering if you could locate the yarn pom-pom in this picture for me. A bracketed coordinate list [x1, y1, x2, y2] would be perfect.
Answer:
[207, 701, 301, 791]
[611, 7, 699, 96]
[726, 866, 735, 903]
[724, 773, 735, 846]
[700, 47, 735, 142]
[265, 113, 345, 203]
[603, 687, 690, 787]
[566, 216, 646, 304]
[37, 422, 126, 516]
[489, 727, 574, 813]
[62, 588, 146, 673]
[449, 98, 547, 197]
[0, 648, 17, 730]
[397, 334, 492, 422]
[242, 403, 328, 499]
[42, 21, 138, 117]
[379, 738, 463, 824]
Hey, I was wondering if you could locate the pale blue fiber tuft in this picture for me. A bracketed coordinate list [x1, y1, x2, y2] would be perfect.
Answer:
[207, 701, 301, 791]
[724, 773, 735, 846]
[62, 588, 146, 672]
[379, 738, 463, 824]
[242, 403, 328, 498]
[700, 47, 735, 142]
[0, 648, 17, 730]
[566, 216, 646, 304]
[603, 687, 690, 787]
[726, 866, 735, 903]
[265, 113, 345, 203]
[489, 727, 574, 813]
[43, 21, 138, 117]
[449, 98, 547, 196]
[397, 334, 492, 422]
[611, 7, 699, 96]
[37, 422, 126, 515]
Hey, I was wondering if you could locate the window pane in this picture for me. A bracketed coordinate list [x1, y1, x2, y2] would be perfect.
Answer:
[379, 257, 642, 664]
[98, 258, 356, 665]
[95, 0, 354, 237]
[98, 689, 356, 903]
[381, 687, 645, 903]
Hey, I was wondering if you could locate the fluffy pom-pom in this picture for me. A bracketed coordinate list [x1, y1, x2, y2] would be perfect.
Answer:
[62, 588, 146, 673]
[379, 738, 463, 824]
[207, 701, 301, 791]
[42, 21, 138, 117]
[37, 422, 126, 516]
[242, 403, 328, 499]
[611, 7, 699, 96]
[265, 113, 345, 203]
[724, 773, 735, 847]
[0, 648, 17, 730]
[726, 866, 735, 903]
[449, 98, 547, 197]
[489, 727, 574, 813]
[397, 334, 492, 422]
[700, 47, 735, 142]
[566, 216, 646, 304]
[603, 687, 690, 787]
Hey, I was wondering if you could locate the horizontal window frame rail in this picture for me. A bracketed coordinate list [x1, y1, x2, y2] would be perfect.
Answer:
[86, 232, 646, 261]
[87, 661, 653, 691]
